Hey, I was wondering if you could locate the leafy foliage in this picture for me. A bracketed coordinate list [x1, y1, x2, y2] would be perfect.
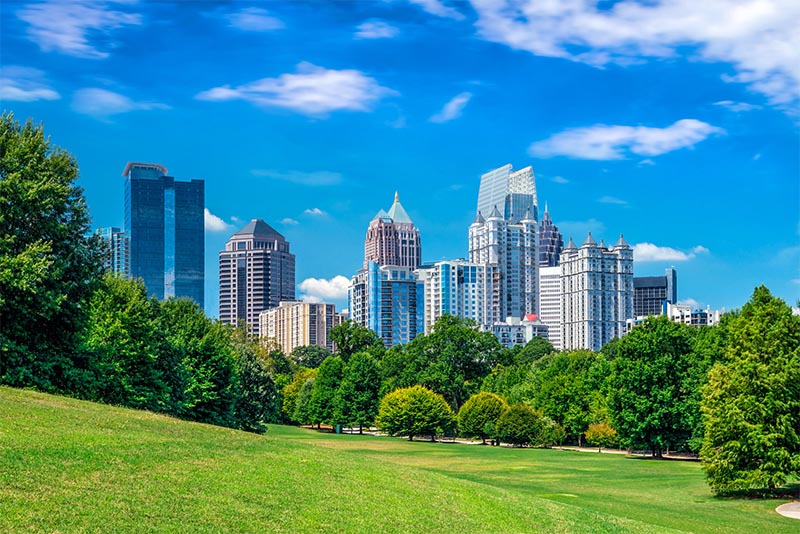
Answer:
[495, 403, 543, 447]
[308, 356, 344, 426]
[586, 422, 618, 452]
[700, 286, 800, 495]
[334, 352, 381, 433]
[457, 391, 508, 444]
[376, 385, 455, 441]
[281, 367, 317, 423]
[330, 320, 384, 361]
[290, 345, 330, 368]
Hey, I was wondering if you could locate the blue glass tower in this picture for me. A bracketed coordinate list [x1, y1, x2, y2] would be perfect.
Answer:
[123, 162, 204, 306]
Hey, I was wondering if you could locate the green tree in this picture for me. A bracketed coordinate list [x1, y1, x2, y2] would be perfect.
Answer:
[513, 336, 556, 366]
[495, 403, 543, 447]
[0, 113, 104, 392]
[334, 351, 381, 433]
[330, 320, 384, 361]
[457, 391, 508, 444]
[293, 376, 316, 425]
[308, 356, 344, 427]
[282, 367, 317, 423]
[700, 286, 800, 495]
[585, 422, 618, 452]
[608, 316, 703, 457]
[231, 333, 280, 433]
[290, 345, 331, 368]
[376, 385, 455, 441]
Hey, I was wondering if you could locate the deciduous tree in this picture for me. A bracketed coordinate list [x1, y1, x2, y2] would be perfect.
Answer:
[495, 403, 543, 447]
[334, 351, 381, 433]
[457, 391, 508, 444]
[376, 385, 455, 441]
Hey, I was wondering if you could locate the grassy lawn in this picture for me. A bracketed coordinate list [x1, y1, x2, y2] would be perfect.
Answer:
[0, 387, 796, 533]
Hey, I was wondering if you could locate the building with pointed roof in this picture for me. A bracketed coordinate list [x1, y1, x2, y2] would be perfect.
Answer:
[363, 192, 421, 269]
[538, 203, 563, 267]
[219, 218, 295, 335]
[560, 232, 633, 351]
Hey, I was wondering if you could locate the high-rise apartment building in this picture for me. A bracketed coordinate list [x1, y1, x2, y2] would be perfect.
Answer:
[349, 261, 422, 348]
[476, 163, 538, 222]
[417, 259, 488, 333]
[364, 192, 421, 269]
[538, 204, 563, 267]
[560, 233, 633, 351]
[123, 162, 204, 306]
[219, 219, 295, 336]
[468, 206, 538, 323]
[259, 301, 341, 354]
[633, 268, 677, 317]
[538, 265, 562, 350]
[96, 226, 130, 275]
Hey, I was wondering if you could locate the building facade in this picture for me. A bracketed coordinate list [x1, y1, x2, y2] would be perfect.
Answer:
[363, 192, 421, 270]
[665, 302, 722, 327]
[219, 219, 295, 336]
[538, 265, 562, 350]
[417, 259, 489, 333]
[489, 314, 550, 349]
[476, 163, 538, 222]
[96, 226, 130, 276]
[538, 204, 563, 267]
[633, 268, 677, 317]
[123, 162, 204, 305]
[560, 233, 634, 351]
[259, 301, 341, 354]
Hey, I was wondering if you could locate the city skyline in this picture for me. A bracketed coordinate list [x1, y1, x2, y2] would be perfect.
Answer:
[2, 1, 798, 317]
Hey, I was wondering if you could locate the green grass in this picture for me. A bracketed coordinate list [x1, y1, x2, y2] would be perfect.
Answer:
[0, 387, 796, 533]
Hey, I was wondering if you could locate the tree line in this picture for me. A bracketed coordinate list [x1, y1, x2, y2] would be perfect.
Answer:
[1, 113, 797, 497]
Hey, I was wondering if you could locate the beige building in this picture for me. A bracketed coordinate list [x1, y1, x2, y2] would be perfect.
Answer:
[259, 301, 342, 355]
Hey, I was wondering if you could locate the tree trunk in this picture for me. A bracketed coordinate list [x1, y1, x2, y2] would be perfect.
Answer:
[359, 424, 363, 435]
[408, 435, 414, 441]
[578, 434, 582, 447]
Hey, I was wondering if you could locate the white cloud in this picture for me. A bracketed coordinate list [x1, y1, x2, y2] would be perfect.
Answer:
[598, 196, 628, 205]
[0, 66, 60, 102]
[470, 0, 800, 113]
[17, 0, 141, 59]
[714, 100, 762, 112]
[557, 218, 606, 240]
[280, 218, 299, 225]
[304, 207, 326, 216]
[356, 20, 400, 39]
[550, 176, 569, 184]
[72, 88, 169, 119]
[226, 7, 284, 31]
[430, 92, 473, 123]
[251, 169, 342, 186]
[639, 159, 656, 166]
[678, 298, 702, 309]
[204, 208, 234, 232]
[633, 242, 710, 262]
[196, 62, 397, 116]
[529, 119, 724, 160]
[409, 0, 465, 20]
[298, 275, 350, 303]
[791, 279, 800, 285]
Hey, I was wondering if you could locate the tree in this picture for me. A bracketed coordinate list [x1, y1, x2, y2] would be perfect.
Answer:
[376, 385, 455, 441]
[700, 286, 800, 495]
[334, 352, 381, 433]
[457, 392, 508, 444]
[293, 376, 316, 425]
[330, 320, 384, 361]
[290, 345, 331, 369]
[586, 422, 618, 452]
[308, 356, 344, 427]
[495, 404, 543, 447]
[231, 333, 280, 433]
[608, 316, 703, 457]
[0, 113, 104, 392]
[282, 367, 317, 423]
[514, 336, 556, 366]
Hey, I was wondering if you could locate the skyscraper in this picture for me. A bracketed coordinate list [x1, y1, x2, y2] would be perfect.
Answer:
[538, 203, 563, 267]
[538, 265, 562, 350]
[560, 233, 633, 351]
[219, 219, 295, 336]
[363, 192, 421, 269]
[123, 162, 204, 306]
[417, 259, 489, 333]
[96, 226, 130, 276]
[633, 268, 677, 317]
[259, 301, 341, 354]
[476, 163, 538, 221]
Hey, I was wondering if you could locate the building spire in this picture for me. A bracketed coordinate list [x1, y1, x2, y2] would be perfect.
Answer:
[394, 191, 399, 203]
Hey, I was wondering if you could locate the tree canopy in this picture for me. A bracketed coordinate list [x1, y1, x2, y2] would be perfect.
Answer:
[376, 385, 455, 441]
[457, 391, 508, 444]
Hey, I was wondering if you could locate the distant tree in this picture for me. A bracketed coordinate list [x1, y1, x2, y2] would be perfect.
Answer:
[457, 392, 508, 444]
[334, 351, 381, 433]
[293, 377, 315, 425]
[515, 336, 556, 365]
[231, 333, 280, 433]
[330, 320, 384, 361]
[0, 112, 104, 392]
[290, 345, 331, 369]
[376, 385, 455, 441]
[282, 368, 317, 423]
[308, 356, 344, 427]
[701, 286, 800, 495]
[608, 316, 703, 457]
[585, 422, 618, 452]
[495, 404, 543, 447]
[538, 416, 567, 448]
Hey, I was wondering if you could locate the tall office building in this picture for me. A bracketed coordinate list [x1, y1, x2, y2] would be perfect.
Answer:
[219, 219, 295, 336]
[538, 265, 562, 350]
[259, 301, 341, 355]
[349, 261, 422, 348]
[560, 233, 633, 351]
[476, 163, 538, 222]
[538, 204, 563, 267]
[417, 259, 489, 333]
[96, 226, 130, 276]
[364, 192, 421, 269]
[123, 162, 204, 306]
[468, 205, 538, 323]
[633, 268, 677, 317]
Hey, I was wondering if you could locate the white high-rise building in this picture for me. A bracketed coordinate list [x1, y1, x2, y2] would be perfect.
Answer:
[259, 301, 341, 355]
[560, 233, 633, 351]
[476, 164, 538, 222]
[417, 260, 488, 333]
[538, 265, 562, 350]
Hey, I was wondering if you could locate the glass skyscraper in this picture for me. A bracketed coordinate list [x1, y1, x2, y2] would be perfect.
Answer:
[476, 163, 538, 221]
[123, 162, 204, 306]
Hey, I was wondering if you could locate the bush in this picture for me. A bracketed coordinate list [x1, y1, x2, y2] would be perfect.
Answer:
[458, 391, 508, 444]
[496, 404, 543, 447]
[376, 385, 455, 441]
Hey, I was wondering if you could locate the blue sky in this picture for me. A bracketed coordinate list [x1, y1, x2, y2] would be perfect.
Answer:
[2, 0, 798, 318]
